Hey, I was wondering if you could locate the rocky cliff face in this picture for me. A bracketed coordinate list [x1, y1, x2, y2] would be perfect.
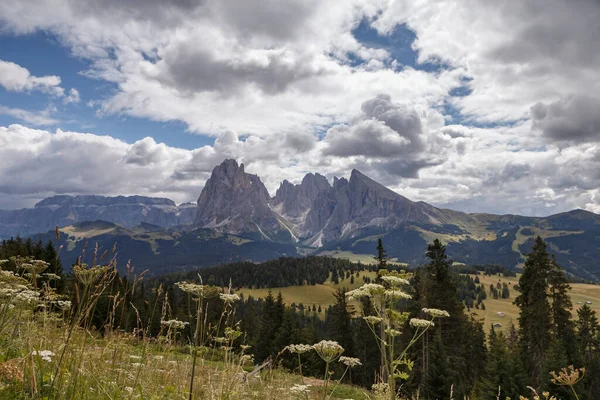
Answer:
[271, 173, 330, 222]
[0, 196, 196, 238]
[299, 170, 443, 244]
[195, 159, 284, 239]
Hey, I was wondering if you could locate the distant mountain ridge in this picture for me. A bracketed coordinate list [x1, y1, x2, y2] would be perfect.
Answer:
[2, 159, 600, 280]
[0, 195, 196, 238]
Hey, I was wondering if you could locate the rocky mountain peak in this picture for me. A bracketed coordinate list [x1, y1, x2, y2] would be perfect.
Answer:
[195, 159, 282, 238]
[272, 172, 331, 219]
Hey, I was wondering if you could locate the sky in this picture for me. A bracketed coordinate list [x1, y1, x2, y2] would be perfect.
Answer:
[0, 0, 599, 216]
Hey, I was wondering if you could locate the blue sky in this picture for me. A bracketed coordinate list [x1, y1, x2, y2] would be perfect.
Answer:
[0, 0, 599, 216]
[0, 32, 212, 149]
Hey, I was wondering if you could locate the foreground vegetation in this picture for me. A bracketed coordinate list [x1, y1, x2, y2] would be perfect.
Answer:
[1, 236, 599, 399]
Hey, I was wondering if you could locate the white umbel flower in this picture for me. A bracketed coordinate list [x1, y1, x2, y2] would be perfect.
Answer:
[289, 384, 311, 394]
[339, 356, 362, 367]
[219, 293, 240, 303]
[380, 276, 410, 287]
[287, 344, 312, 354]
[422, 308, 450, 318]
[161, 319, 189, 330]
[409, 318, 435, 328]
[363, 316, 383, 324]
[32, 350, 55, 362]
[312, 340, 344, 362]
[384, 289, 412, 300]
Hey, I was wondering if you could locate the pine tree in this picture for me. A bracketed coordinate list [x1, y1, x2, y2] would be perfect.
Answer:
[374, 238, 388, 270]
[576, 304, 600, 398]
[514, 236, 552, 389]
[416, 239, 475, 398]
[548, 256, 578, 363]
[424, 331, 452, 399]
[478, 328, 526, 399]
[327, 289, 354, 357]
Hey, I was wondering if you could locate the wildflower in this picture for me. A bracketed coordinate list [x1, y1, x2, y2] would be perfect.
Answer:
[380, 275, 410, 287]
[124, 387, 134, 394]
[224, 327, 242, 340]
[372, 382, 389, 394]
[339, 356, 362, 368]
[13, 289, 40, 305]
[345, 287, 368, 300]
[287, 344, 312, 354]
[176, 281, 218, 298]
[56, 300, 72, 310]
[43, 273, 61, 280]
[289, 384, 311, 395]
[0, 259, 8, 265]
[161, 319, 189, 330]
[550, 365, 585, 386]
[363, 316, 383, 324]
[73, 264, 109, 286]
[31, 350, 55, 362]
[219, 293, 240, 303]
[409, 318, 435, 328]
[385, 328, 402, 337]
[312, 340, 344, 362]
[384, 289, 412, 300]
[422, 308, 450, 318]
[361, 283, 386, 296]
[129, 355, 142, 360]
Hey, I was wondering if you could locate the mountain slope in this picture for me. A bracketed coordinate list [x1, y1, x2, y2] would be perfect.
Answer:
[194, 159, 292, 242]
[3, 159, 600, 280]
[0, 195, 196, 238]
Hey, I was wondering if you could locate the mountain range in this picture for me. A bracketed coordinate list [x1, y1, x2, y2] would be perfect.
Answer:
[2, 159, 600, 280]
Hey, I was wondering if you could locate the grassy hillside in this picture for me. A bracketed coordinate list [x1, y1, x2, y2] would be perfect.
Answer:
[239, 271, 600, 332]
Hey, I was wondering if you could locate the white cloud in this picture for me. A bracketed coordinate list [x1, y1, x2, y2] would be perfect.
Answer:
[0, 106, 58, 126]
[63, 88, 80, 104]
[0, 0, 599, 216]
[0, 59, 64, 96]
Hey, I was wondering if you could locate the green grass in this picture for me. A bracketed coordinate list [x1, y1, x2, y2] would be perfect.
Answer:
[239, 270, 600, 333]
[239, 271, 379, 311]
[471, 273, 600, 333]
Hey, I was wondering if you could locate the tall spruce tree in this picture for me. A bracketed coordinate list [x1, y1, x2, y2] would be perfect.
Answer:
[548, 256, 578, 364]
[514, 236, 552, 389]
[417, 239, 475, 398]
[576, 304, 600, 398]
[374, 238, 388, 270]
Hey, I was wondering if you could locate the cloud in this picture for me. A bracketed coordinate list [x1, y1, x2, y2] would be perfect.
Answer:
[323, 94, 448, 178]
[0, 59, 64, 96]
[373, 0, 600, 123]
[63, 88, 80, 104]
[0, 106, 58, 126]
[0, 0, 462, 137]
[531, 95, 600, 143]
[1, 0, 600, 217]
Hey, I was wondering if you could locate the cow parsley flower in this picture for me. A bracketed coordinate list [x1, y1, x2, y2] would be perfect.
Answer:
[409, 318, 435, 328]
[43, 273, 61, 280]
[384, 289, 412, 300]
[287, 344, 312, 354]
[32, 350, 55, 362]
[380, 276, 410, 287]
[313, 340, 344, 362]
[363, 316, 383, 324]
[289, 384, 311, 394]
[339, 356, 362, 367]
[219, 293, 240, 303]
[161, 319, 189, 330]
[422, 308, 450, 318]
[56, 300, 72, 310]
